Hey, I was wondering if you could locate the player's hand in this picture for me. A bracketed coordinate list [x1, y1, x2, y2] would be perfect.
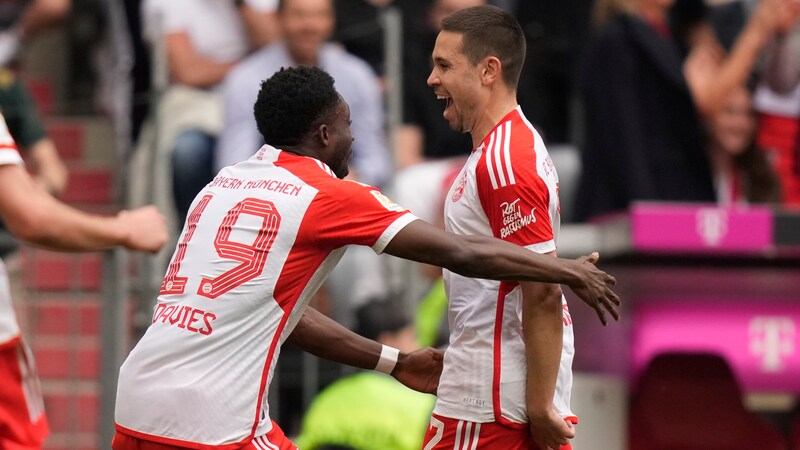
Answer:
[391, 347, 444, 395]
[528, 409, 574, 450]
[117, 206, 168, 253]
[566, 252, 620, 326]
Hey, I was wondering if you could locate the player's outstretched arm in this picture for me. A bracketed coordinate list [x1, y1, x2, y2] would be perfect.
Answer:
[383, 219, 620, 325]
[0, 164, 167, 253]
[287, 306, 443, 395]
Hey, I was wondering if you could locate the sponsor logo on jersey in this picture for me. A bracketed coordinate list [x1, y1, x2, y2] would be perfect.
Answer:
[499, 198, 536, 238]
[451, 172, 467, 202]
[370, 190, 405, 212]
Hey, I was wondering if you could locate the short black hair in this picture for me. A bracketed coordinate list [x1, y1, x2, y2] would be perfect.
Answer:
[441, 5, 526, 89]
[254, 66, 340, 147]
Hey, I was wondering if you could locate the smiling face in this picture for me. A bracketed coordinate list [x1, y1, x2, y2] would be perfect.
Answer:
[280, 0, 334, 65]
[427, 30, 483, 134]
[320, 97, 354, 179]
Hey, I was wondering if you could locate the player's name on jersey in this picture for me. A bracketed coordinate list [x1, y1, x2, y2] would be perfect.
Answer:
[151, 303, 216, 336]
[210, 176, 303, 196]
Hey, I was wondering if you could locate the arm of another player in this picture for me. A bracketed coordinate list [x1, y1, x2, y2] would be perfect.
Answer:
[383, 219, 620, 325]
[0, 164, 167, 253]
[521, 266, 575, 449]
[24, 138, 68, 196]
[287, 306, 443, 395]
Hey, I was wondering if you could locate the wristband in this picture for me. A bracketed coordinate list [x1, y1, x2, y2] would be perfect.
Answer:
[374, 345, 399, 374]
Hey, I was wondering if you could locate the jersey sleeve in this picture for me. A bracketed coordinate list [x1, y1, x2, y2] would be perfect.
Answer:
[476, 131, 554, 253]
[307, 180, 417, 253]
[0, 113, 23, 167]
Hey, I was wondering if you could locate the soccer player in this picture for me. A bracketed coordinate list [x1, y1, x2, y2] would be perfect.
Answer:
[0, 113, 167, 449]
[422, 6, 594, 449]
[112, 66, 618, 450]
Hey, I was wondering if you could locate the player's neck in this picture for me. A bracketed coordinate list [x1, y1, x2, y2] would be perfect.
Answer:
[279, 144, 318, 160]
[470, 95, 518, 148]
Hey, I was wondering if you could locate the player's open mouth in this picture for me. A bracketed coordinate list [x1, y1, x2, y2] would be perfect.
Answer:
[437, 95, 453, 114]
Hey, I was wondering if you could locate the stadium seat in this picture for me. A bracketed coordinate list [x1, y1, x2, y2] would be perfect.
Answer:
[629, 352, 787, 450]
[789, 410, 800, 450]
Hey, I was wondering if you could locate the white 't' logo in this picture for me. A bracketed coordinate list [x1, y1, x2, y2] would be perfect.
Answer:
[696, 208, 728, 246]
[749, 317, 795, 372]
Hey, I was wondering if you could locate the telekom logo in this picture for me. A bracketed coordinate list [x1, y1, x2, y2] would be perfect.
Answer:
[749, 317, 795, 373]
[695, 208, 728, 246]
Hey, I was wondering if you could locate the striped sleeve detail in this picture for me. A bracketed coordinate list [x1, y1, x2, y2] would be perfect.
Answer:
[483, 120, 514, 189]
[314, 160, 336, 177]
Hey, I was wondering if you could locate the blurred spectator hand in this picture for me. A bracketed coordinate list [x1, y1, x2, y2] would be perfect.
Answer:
[751, 0, 800, 35]
[684, 41, 723, 104]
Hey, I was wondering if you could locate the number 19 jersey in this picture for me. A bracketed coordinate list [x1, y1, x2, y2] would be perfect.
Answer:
[115, 145, 416, 449]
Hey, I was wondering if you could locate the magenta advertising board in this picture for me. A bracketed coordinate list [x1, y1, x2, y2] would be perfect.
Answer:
[630, 203, 773, 253]
[632, 301, 800, 392]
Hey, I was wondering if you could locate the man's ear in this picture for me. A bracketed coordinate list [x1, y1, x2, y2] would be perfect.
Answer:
[318, 124, 330, 146]
[481, 56, 501, 85]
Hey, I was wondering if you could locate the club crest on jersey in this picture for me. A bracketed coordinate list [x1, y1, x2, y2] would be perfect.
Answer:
[500, 198, 536, 238]
[451, 172, 468, 202]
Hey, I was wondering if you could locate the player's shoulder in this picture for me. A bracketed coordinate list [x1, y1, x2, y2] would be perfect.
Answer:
[499, 109, 543, 157]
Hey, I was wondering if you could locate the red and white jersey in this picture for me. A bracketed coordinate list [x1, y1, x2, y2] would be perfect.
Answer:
[115, 145, 416, 448]
[0, 113, 25, 347]
[435, 107, 575, 426]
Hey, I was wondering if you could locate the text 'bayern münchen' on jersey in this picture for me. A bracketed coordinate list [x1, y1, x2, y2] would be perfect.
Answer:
[115, 145, 416, 449]
[436, 106, 575, 427]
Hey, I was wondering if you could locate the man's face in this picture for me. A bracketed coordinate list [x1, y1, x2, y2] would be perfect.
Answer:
[280, 0, 334, 62]
[427, 31, 481, 134]
[709, 87, 755, 157]
[322, 99, 354, 179]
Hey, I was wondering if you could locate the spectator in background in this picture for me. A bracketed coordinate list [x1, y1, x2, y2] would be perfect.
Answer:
[514, 0, 593, 145]
[575, 0, 716, 222]
[141, 0, 278, 226]
[676, 0, 800, 118]
[755, 20, 800, 206]
[294, 299, 435, 450]
[331, 0, 390, 79]
[668, 0, 799, 205]
[216, 0, 390, 189]
[0, 0, 71, 66]
[707, 85, 781, 205]
[576, 0, 796, 222]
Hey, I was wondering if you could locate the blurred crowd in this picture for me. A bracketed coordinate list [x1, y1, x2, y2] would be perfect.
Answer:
[3, 0, 800, 447]
[122, 0, 800, 228]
